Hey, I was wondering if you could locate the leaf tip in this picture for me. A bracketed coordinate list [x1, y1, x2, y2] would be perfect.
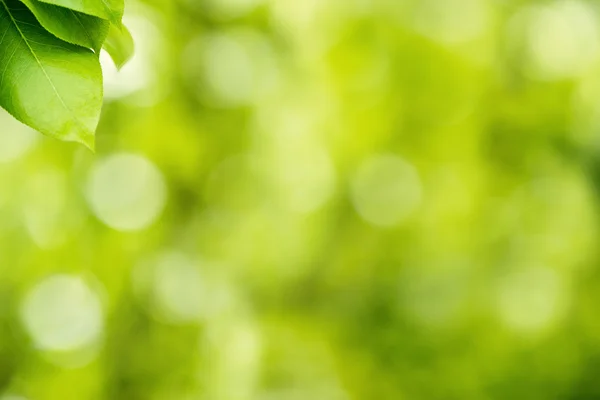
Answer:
[79, 132, 96, 153]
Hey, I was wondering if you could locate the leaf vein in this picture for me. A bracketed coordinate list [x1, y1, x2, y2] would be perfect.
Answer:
[0, 0, 83, 132]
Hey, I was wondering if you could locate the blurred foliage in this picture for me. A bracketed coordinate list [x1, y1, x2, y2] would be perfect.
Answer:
[2, 0, 600, 399]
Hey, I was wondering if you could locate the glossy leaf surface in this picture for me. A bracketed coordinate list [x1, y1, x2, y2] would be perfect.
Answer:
[0, 0, 103, 149]
[20, 0, 109, 52]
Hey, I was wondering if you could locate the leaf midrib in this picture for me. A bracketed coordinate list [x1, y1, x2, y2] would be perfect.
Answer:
[99, 0, 118, 19]
[70, 8, 94, 49]
[0, 0, 83, 131]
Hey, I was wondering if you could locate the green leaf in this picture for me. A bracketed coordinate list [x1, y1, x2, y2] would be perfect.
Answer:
[35, 0, 123, 25]
[103, 22, 133, 69]
[20, 0, 110, 53]
[0, 0, 103, 149]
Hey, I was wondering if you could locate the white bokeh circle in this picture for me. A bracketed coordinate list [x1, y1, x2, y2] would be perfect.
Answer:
[21, 275, 104, 352]
[351, 154, 422, 227]
[86, 153, 167, 231]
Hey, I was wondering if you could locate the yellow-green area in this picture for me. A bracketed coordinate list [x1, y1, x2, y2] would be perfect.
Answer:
[0, 0, 599, 398]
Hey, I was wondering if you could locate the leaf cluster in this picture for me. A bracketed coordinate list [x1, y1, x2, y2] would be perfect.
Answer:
[0, 0, 134, 149]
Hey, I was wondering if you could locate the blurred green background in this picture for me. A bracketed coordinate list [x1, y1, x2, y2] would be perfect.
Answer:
[2, 0, 600, 398]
